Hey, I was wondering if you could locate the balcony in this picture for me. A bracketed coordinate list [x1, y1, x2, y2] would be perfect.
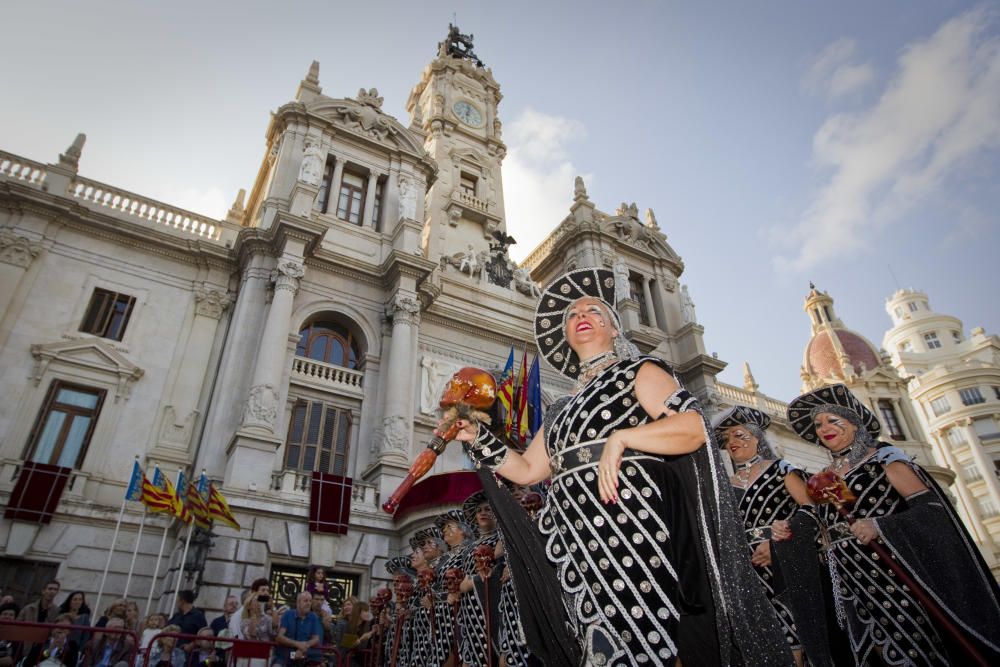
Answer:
[290, 356, 364, 396]
[269, 470, 378, 512]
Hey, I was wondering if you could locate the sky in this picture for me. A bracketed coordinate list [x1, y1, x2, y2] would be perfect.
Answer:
[3, 1, 998, 402]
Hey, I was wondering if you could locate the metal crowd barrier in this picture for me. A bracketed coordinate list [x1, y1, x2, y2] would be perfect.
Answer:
[0, 619, 140, 665]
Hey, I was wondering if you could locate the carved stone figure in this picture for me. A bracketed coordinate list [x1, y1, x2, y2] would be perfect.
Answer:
[0, 229, 41, 268]
[420, 356, 462, 415]
[681, 284, 697, 325]
[243, 383, 279, 428]
[298, 141, 324, 186]
[59, 133, 86, 170]
[439, 23, 485, 67]
[398, 175, 417, 220]
[613, 257, 631, 304]
[356, 87, 384, 109]
[382, 415, 409, 453]
[574, 175, 589, 201]
[459, 244, 479, 275]
[512, 266, 541, 297]
[193, 284, 232, 320]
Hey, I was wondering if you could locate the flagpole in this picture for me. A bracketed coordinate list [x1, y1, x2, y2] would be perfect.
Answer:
[171, 519, 195, 613]
[123, 505, 148, 601]
[94, 454, 140, 619]
[145, 514, 172, 617]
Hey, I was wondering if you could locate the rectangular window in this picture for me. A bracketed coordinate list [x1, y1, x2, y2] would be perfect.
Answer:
[894, 307, 903, 318]
[923, 332, 942, 349]
[960, 387, 985, 406]
[460, 172, 478, 196]
[317, 156, 335, 213]
[285, 400, 352, 476]
[952, 330, 962, 344]
[973, 417, 1000, 441]
[628, 275, 649, 326]
[25, 381, 105, 469]
[962, 462, 983, 482]
[336, 172, 365, 224]
[978, 497, 999, 518]
[877, 400, 905, 441]
[930, 396, 951, 417]
[80, 289, 136, 341]
[907, 301, 918, 312]
[945, 427, 965, 446]
[994, 386, 1000, 400]
[371, 178, 384, 229]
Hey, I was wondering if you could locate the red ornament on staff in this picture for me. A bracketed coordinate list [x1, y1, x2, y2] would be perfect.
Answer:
[382, 367, 497, 513]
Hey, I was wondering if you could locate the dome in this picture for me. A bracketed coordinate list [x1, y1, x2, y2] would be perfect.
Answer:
[805, 328, 881, 380]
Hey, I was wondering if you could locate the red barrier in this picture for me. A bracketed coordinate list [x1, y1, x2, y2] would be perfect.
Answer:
[140, 630, 374, 667]
[0, 619, 140, 665]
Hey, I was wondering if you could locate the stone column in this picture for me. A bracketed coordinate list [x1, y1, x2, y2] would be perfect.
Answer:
[891, 398, 912, 440]
[933, 429, 991, 547]
[962, 419, 1000, 510]
[330, 158, 345, 216]
[377, 294, 421, 465]
[240, 259, 305, 434]
[0, 230, 41, 327]
[641, 277, 658, 328]
[362, 173, 380, 228]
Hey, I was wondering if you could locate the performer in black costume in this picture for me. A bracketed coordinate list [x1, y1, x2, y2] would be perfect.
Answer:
[714, 405, 835, 667]
[787, 383, 1000, 666]
[458, 491, 502, 667]
[433, 509, 475, 665]
[448, 267, 793, 666]
[383, 556, 414, 667]
[408, 529, 440, 666]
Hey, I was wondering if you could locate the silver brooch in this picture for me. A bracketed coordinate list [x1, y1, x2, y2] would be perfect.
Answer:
[577, 448, 592, 463]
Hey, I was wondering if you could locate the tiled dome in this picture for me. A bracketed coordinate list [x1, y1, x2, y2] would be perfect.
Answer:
[805, 328, 881, 379]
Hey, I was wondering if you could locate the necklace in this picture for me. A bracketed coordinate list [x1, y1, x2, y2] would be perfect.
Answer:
[574, 350, 619, 391]
[829, 440, 870, 474]
[733, 454, 762, 488]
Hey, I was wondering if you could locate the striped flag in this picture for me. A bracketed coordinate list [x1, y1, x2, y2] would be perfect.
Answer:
[124, 460, 144, 502]
[207, 483, 241, 530]
[512, 349, 530, 442]
[173, 470, 192, 524]
[496, 347, 515, 430]
[140, 466, 176, 514]
[186, 472, 211, 530]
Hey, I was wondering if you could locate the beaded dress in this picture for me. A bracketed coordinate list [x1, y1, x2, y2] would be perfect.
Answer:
[732, 459, 803, 650]
[407, 572, 437, 666]
[497, 570, 533, 666]
[431, 546, 465, 664]
[458, 529, 501, 666]
[537, 356, 692, 665]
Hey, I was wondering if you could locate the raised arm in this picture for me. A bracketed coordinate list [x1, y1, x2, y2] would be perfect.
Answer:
[449, 421, 551, 486]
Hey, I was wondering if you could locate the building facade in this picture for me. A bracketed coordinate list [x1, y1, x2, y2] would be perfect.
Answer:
[0, 28, 724, 613]
[882, 288, 1000, 573]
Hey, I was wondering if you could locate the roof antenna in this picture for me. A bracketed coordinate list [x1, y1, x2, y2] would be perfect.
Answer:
[453, 11, 457, 25]
[887, 264, 901, 290]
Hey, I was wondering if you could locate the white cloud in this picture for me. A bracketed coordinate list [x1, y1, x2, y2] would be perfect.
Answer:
[502, 108, 590, 262]
[804, 37, 875, 98]
[777, 7, 1000, 272]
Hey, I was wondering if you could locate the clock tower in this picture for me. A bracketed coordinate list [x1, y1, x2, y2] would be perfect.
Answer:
[406, 25, 508, 263]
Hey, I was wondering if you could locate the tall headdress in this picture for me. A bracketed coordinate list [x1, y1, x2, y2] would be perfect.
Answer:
[787, 383, 881, 444]
[711, 405, 777, 459]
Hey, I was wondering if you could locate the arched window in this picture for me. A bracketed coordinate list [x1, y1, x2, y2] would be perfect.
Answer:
[296, 321, 360, 369]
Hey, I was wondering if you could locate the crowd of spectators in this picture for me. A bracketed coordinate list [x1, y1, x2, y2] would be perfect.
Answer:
[0, 570, 375, 667]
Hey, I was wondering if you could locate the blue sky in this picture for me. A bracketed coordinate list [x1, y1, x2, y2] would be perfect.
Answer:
[3, 1, 997, 401]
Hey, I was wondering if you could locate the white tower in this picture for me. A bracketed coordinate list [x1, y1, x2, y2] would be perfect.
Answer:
[883, 288, 1000, 575]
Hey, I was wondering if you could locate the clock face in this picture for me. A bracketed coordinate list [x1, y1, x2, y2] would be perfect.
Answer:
[453, 101, 483, 127]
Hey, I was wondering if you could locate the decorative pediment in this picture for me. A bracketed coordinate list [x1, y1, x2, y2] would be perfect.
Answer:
[307, 98, 426, 156]
[30, 337, 144, 402]
[600, 209, 681, 262]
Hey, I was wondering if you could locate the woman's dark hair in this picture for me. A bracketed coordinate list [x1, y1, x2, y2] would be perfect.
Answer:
[58, 590, 91, 616]
[347, 600, 369, 634]
[0, 602, 19, 616]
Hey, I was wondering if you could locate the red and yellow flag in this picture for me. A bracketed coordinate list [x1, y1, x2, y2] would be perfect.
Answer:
[186, 473, 211, 530]
[207, 483, 241, 530]
[510, 349, 530, 442]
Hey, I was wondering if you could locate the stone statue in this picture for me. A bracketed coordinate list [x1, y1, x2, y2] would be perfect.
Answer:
[512, 266, 542, 297]
[681, 284, 697, 324]
[398, 175, 417, 220]
[574, 175, 588, 201]
[613, 257, 631, 304]
[298, 141, 324, 186]
[459, 244, 479, 276]
[357, 87, 384, 109]
[420, 356, 461, 414]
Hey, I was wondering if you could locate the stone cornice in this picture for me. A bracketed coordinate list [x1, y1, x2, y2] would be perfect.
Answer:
[0, 181, 235, 271]
[378, 249, 437, 289]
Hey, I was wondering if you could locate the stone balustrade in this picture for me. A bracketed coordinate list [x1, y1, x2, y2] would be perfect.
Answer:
[268, 470, 378, 512]
[716, 382, 788, 418]
[458, 190, 488, 212]
[69, 176, 222, 240]
[0, 152, 47, 186]
[290, 356, 365, 394]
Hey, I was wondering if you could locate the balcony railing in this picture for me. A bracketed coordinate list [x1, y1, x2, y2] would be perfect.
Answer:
[715, 382, 788, 417]
[458, 191, 488, 212]
[0, 152, 47, 186]
[269, 470, 378, 511]
[290, 356, 364, 394]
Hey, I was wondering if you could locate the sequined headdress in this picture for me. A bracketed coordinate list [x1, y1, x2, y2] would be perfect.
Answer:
[534, 266, 638, 379]
[461, 491, 489, 526]
[408, 526, 442, 551]
[434, 508, 475, 541]
[384, 555, 415, 577]
[787, 383, 881, 444]
[711, 406, 777, 458]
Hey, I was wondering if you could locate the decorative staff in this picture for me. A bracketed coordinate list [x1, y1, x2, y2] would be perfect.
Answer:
[389, 575, 414, 667]
[473, 543, 496, 667]
[418, 568, 438, 654]
[807, 470, 988, 666]
[445, 567, 464, 662]
[382, 367, 497, 513]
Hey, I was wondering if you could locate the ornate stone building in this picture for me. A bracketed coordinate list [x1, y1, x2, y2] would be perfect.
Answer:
[0, 28, 726, 612]
[882, 288, 1000, 574]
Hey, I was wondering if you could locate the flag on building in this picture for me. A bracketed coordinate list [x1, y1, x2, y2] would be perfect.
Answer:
[512, 348, 530, 442]
[173, 470, 192, 524]
[186, 471, 211, 530]
[496, 347, 515, 425]
[207, 483, 241, 530]
[526, 355, 543, 440]
[124, 460, 143, 502]
[140, 466, 176, 514]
